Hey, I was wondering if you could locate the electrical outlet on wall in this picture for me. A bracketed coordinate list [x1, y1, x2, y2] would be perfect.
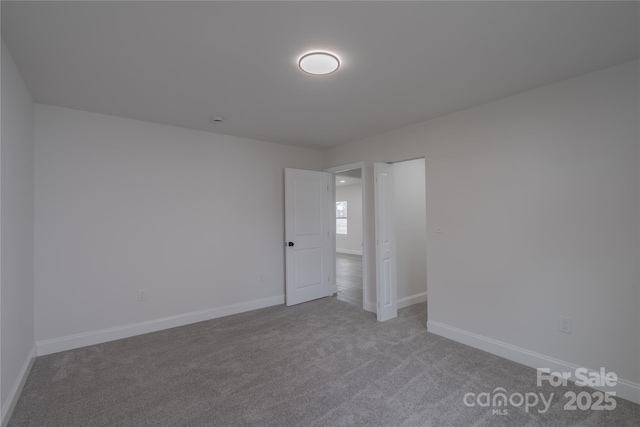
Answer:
[137, 289, 146, 302]
[558, 316, 572, 334]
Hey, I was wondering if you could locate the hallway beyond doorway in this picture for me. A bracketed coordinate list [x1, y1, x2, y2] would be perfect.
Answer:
[336, 253, 363, 308]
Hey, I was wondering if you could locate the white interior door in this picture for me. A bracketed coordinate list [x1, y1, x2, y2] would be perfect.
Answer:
[285, 168, 332, 306]
[375, 163, 397, 321]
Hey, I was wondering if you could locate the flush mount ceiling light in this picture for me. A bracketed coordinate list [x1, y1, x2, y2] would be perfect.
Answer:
[298, 52, 340, 75]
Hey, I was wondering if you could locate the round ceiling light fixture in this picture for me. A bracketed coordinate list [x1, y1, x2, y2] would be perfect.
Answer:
[298, 52, 340, 75]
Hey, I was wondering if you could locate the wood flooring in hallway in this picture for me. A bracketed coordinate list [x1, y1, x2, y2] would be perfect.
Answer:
[336, 253, 363, 308]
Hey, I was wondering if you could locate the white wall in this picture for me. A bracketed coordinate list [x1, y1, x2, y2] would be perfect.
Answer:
[335, 183, 362, 255]
[394, 158, 426, 301]
[324, 61, 640, 391]
[34, 105, 322, 344]
[1, 41, 35, 421]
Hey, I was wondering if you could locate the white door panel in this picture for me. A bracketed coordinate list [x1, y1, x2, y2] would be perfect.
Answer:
[375, 163, 397, 321]
[285, 169, 332, 306]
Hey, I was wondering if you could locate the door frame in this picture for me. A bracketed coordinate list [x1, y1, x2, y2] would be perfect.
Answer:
[324, 162, 370, 312]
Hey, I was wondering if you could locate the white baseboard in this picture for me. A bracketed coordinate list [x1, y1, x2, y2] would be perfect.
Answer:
[363, 292, 427, 314]
[427, 320, 640, 405]
[336, 248, 363, 256]
[397, 292, 427, 309]
[1, 346, 36, 427]
[37, 295, 285, 356]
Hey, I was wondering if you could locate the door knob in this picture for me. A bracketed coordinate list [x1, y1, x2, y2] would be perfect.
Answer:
[287, 242, 295, 247]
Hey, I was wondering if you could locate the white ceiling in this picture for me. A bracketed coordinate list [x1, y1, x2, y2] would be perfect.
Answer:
[2, 1, 638, 150]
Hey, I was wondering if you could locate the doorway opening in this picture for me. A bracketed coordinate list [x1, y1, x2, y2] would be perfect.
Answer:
[325, 162, 368, 311]
[335, 170, 363, 308]
[390, 158, 427, 310]
[374, 157, 427, 321]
